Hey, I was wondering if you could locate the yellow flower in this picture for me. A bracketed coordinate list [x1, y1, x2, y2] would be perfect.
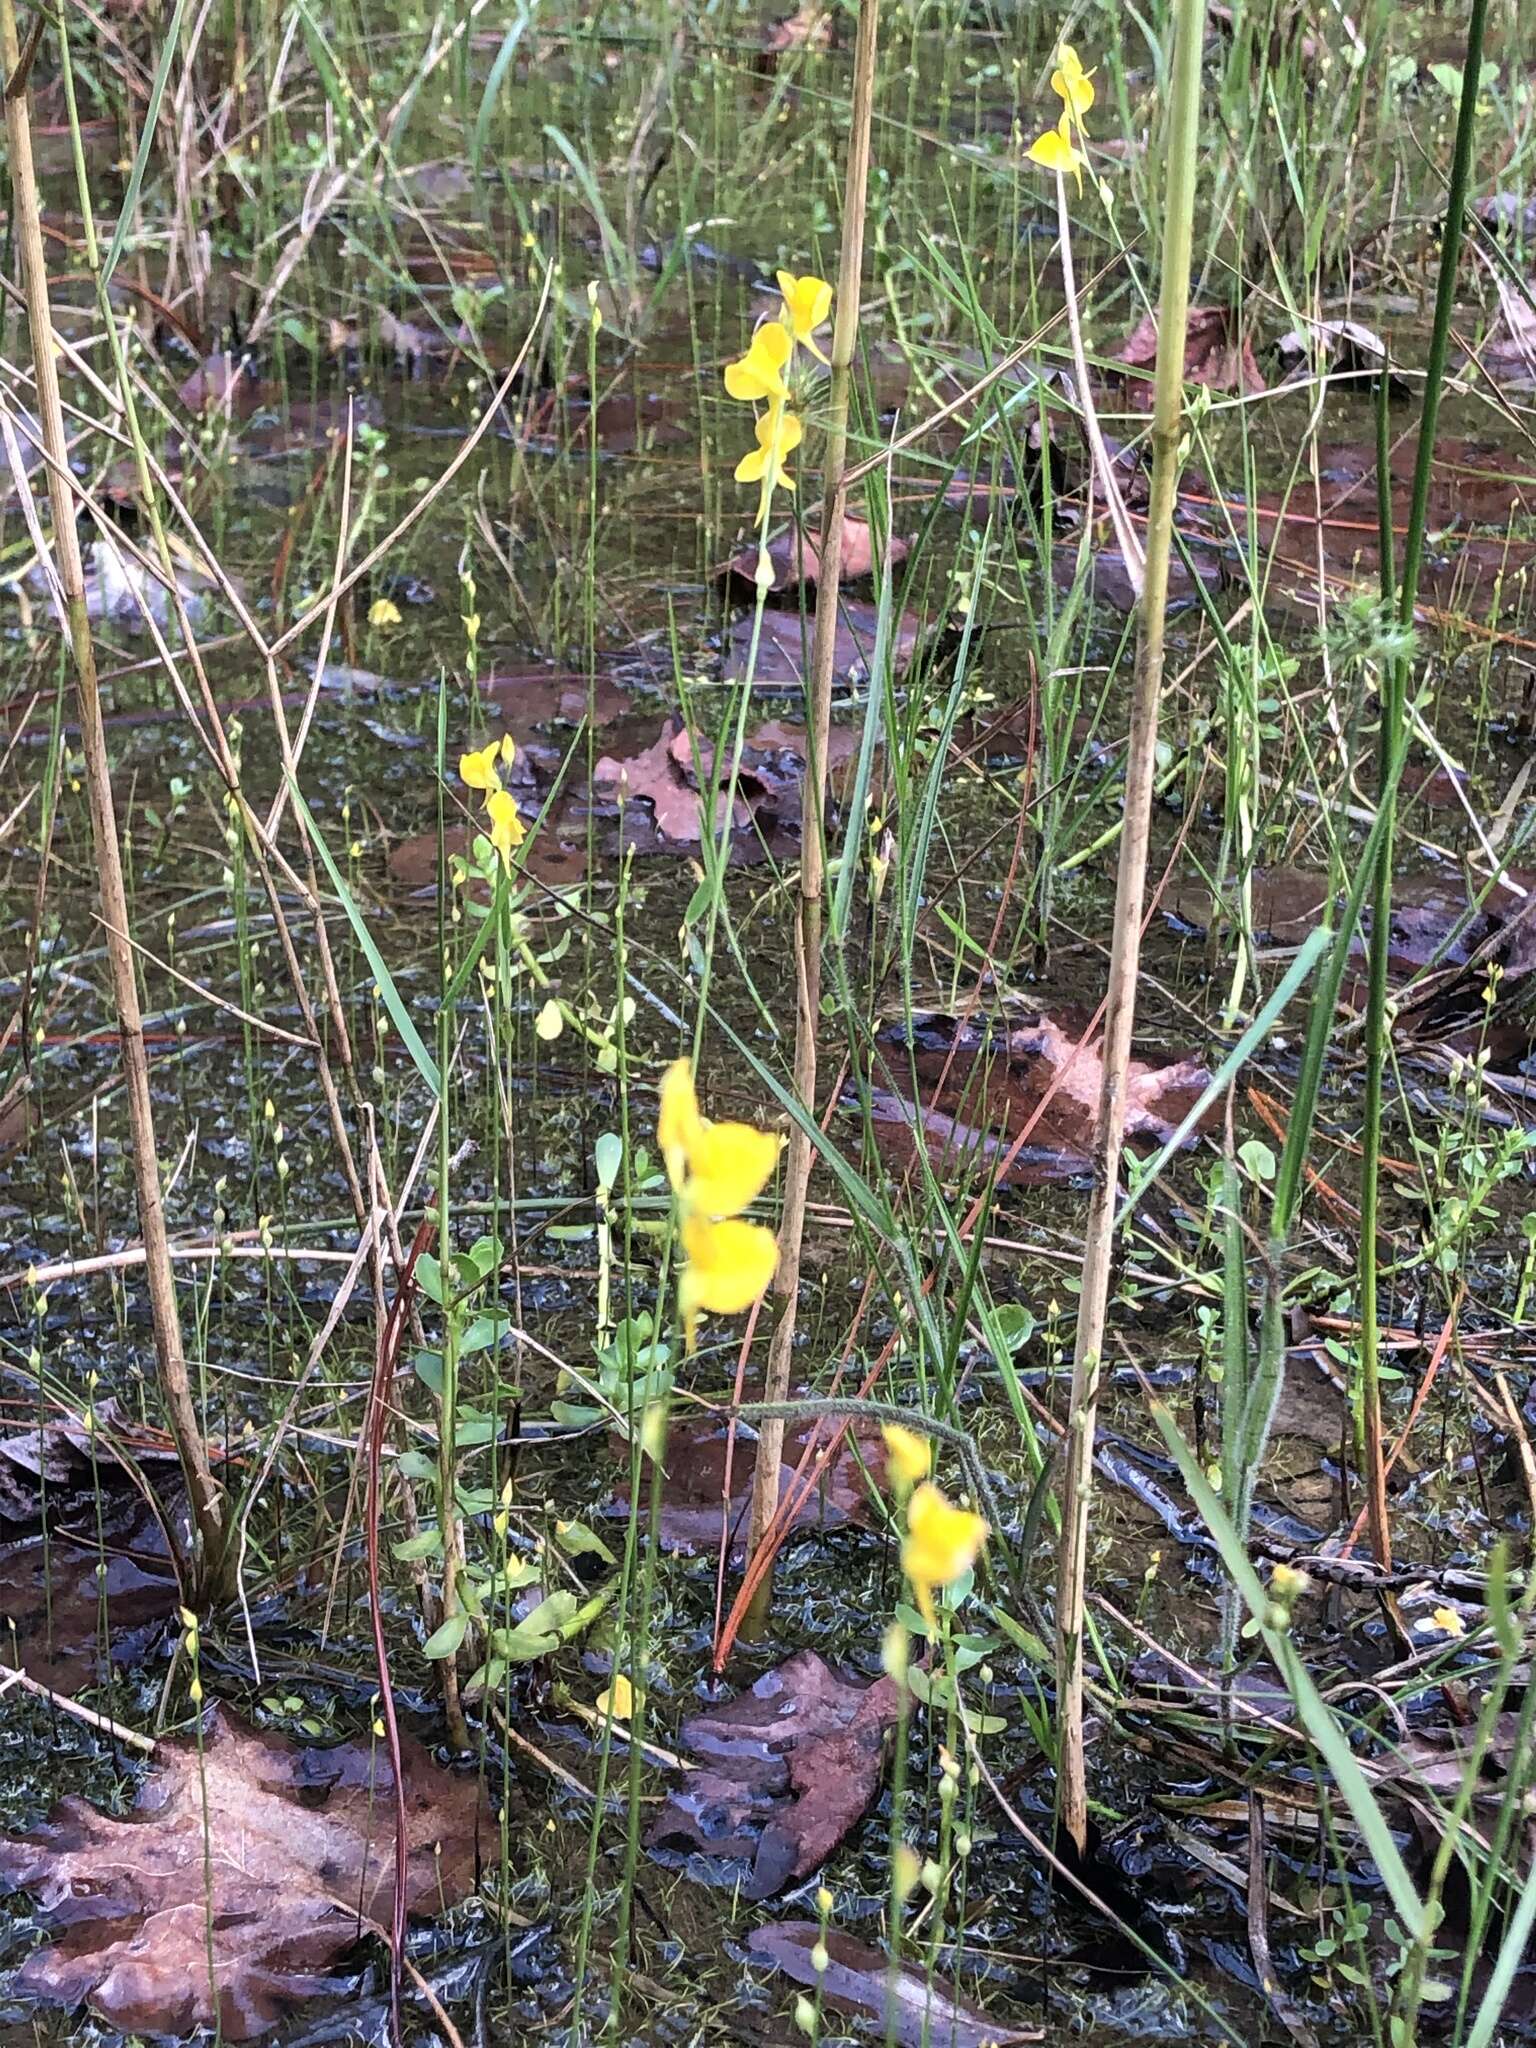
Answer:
[882, 1422, 932, 1490]
[486, 787, 525, 864]
[595, 1673, 634, 1720]
[1050, 44, 1095, 133]
[659, 1059, 780, 1348]
[1428, 1605, 1466, 1638]
[658, 1058, 779, 1218]
[776, 270, 833, 361]
[678, 1208, 779, 1325]
[368, 596, 403, 628]
[736, 404, 803, 531]
[1027, 115, 1086, 193]
[723, 320, 792, 402]
[460, 735, 515, 793]
[901, 1482, 988, 1628]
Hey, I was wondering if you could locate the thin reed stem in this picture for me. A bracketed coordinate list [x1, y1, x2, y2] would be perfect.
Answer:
[0, 0, 227, 1599]
[1054, 0, 1207, 1857]
[746, 0, 881, 1567]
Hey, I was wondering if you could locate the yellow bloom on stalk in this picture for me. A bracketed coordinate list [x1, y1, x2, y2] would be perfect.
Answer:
[1050, 44, 1095, 134]
[723, 320, 792, 402]
[660, 1059, 780, 1216]
[901, 1481, 988, 1628]
[485, 787, 525, 865]
[679, 1210, 780, 1321]
[460, 735, 515, 794]
[658, 1059, 779, 1349]
[882, 1422, 932, 1491]
[776, 271, 833, 361]
[735, 405, 803, 527]
[1027, 114, 1086, 193]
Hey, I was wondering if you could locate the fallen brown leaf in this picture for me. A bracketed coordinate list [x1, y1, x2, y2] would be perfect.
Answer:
[727, 516, 910, 592]
[0, 1706, 492, 2038]
[648, 1651, 897, 1897]
[864, 1010, 1212, 1188]
[607, 1413, 886, 1555]
[747, 1922, 1041, 2047]
[1115, 304, 1266, 396]
[724, 598, 926, 690]
[762, 2, 832, 55]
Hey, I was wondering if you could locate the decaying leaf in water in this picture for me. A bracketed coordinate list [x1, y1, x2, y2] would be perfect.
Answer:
[727, 515, 910, 592]
[0, 1496, 176, 1690]
[1169, 866, 1536, 1056]
[723, 598, 927, 690]
[1114, 304, 1266, 396]
[648, 1651, 898, 1897]
[0, 1707, 492, 2039]
[863, 1011, 1211, 1189]
[592, 717, 856, 846]
[747, 1922, 1040, 2048]
[606, 1413, 886, 1555]
[1274, 317, 1394, 386]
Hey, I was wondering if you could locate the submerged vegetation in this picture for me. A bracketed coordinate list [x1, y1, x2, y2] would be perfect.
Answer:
[6, 0, 1536, 2042]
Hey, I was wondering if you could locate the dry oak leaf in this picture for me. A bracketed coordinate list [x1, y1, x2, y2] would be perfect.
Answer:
[0, 1707, 492, 2039]
[1115, 304, 1266, 396]
[648, 1650, 898, 1897]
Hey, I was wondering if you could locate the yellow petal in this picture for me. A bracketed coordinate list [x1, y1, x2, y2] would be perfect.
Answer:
[459, 740, 504, 793]
[723, 320, 792, 402]
[686, 1119, 780, 1219]
[679, 1211, 778, 1318]
[658, 1060, 704, 1196]
[776, 270, 833, 344]
[901, 1482, 988, 1612]
[486, 787, 525, 862]
[1027, 118, 1085, 191]
[368, 597, 403, 628]
[881, 1423, 932, 1489]
[775, 409, 804, 456]
[735, 446, 769, 483]
[595, 1673, 634, 1720]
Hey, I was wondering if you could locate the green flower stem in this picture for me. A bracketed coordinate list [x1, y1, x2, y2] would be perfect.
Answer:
[1356, 0, 1488, 1576]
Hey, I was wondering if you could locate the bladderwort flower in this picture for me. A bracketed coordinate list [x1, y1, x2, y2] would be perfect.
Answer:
[1026, 116, 1087, 192]
[734, 406, 803, 516]
[658, 1058, 779, 1350]
[1027, 43, 1094, 193]
[1051, 43, 1095, 137]
[721, 274, 832, 583]
[485, 787, 526, 866]
[458, 736, 524, 868]
[723, 320, 792, 404]
[881, 1422, 932, 1492]
[459, 735, 515, 794]
[777, 270, 832, 361]
[900, 1481, 988, 1630]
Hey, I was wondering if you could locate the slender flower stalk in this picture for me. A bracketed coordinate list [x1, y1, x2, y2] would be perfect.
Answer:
[1054, 0, 1207, 1858]
[1026, 47, 1144, 595]
[1356, 0, 1489, 1586]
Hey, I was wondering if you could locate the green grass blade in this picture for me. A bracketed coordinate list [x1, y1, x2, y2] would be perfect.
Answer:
[101, 0, 193, 286]
[285, 773, 441, 1094]
[1149, 1395, 1427, 1941]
